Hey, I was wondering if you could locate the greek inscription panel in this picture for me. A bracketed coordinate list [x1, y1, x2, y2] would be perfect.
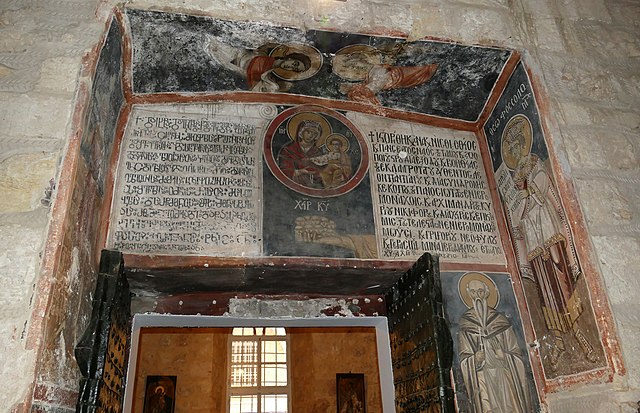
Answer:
[348, 112, 505, 264]
[108, 104, 273, 255]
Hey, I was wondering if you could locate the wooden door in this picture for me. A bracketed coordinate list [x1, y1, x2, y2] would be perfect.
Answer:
[385, 253, 455, 413]
[75, 250, 131, 413]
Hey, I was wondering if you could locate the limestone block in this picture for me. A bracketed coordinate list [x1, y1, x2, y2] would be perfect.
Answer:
[574, 21, 640, 62]
[608, 306, 640, 391]
[0, 209, 47, 410]
[531, 17, 567, 52]
[0, 92, 72, 140]
[592, 235, 640, 307]
[0, 152, 58, 213]
[452, 0, 510, 8]
[307, 0, 372, 32]
[412, 4, 515, 45]
[555, 100, 593, 126]
[586, 107, 640, 131]
[556, 0, 611, 23]
[410, 4, 449, 40]
[589, 235, 640, 386]
[539, 53, 621, 103]
[520, 0, 557, 18]
[35, 56, 81, 95]
[563, 127, 638, 171]
[607, 1, 640, 28]
[546, 387, 624, 413]
[575, 177, 633, 226]
[368, 1, 414, 35]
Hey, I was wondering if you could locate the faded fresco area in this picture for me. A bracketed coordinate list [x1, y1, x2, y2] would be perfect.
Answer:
[126, 9, 511, 121]
[81, 18, 125, 193]
[441, 271, 539, 413]
[483, 63, 605, 377]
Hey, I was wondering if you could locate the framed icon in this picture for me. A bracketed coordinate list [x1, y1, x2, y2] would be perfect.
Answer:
[336, 373, 365, 413]
[143, 375, 176, 413]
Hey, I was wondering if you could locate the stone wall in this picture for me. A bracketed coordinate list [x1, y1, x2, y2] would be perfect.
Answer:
[0, 0, 638, 412]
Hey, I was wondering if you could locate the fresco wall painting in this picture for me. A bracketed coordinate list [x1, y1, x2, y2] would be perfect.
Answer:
[96, 8, 620, 411]
[441, 271, 539, 413]
[483, 63, 605, 378]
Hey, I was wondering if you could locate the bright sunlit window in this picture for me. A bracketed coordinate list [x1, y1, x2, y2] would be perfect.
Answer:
[228, 327, 289, 413]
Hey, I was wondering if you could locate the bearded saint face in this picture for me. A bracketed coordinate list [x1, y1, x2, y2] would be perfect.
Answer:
[467, 280, 490, 326]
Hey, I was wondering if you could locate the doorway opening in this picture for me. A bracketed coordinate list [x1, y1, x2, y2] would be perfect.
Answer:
[123, 314, 396, 412]
[76, 251, 454, 413]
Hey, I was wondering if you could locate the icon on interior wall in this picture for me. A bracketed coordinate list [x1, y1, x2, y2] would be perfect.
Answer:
[500, 114, 598, 368]
[143, 375, 177, 413]
[263, 105, 369, 197]
[336, 373, 365, 413]
[457, 272, 533, 413]
[332, 44, 438, 106]
[204, 36, 323, 92]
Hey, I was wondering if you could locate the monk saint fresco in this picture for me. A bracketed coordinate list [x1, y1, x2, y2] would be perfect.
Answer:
[458, 273, 532, 413]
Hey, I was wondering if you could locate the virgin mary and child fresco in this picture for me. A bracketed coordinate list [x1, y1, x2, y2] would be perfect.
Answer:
[278, 117, 352, 190]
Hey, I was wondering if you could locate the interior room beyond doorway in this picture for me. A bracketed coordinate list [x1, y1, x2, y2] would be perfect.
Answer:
[123, 315, 396, 413]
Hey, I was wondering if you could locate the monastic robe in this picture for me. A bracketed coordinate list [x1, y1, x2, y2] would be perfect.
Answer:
[458, 307, 532, 413]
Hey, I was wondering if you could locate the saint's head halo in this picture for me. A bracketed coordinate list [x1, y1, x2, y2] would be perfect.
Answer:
[324, 133, 350, 152]
[332, 44, 383, 81]
[458, 272, 500, 309]
[270, 44, 323, 81]
[501, 114, 533, 170]
[286, 112, 332, 144]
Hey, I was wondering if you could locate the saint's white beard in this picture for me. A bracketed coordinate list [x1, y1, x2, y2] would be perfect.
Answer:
[473, 297, 488, 328]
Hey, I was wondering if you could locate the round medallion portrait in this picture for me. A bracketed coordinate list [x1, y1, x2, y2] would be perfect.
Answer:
[263, 105, 369, 197]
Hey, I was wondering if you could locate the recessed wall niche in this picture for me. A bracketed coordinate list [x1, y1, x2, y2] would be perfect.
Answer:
[80, 6, 621, 412]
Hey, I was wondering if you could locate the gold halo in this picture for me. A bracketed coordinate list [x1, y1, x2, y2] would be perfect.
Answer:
[155, 386, 165, 394]
[322, 133, 350, 152]
[286, 112, 332, 144]
[332, 44, 383, 81]
[501, 114, 533, 170]
[270, 44, 323, 81]
[458, 272, 500, 309]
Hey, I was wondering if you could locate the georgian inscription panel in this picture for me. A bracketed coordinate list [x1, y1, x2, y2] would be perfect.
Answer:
[109, 104, 274, 256]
